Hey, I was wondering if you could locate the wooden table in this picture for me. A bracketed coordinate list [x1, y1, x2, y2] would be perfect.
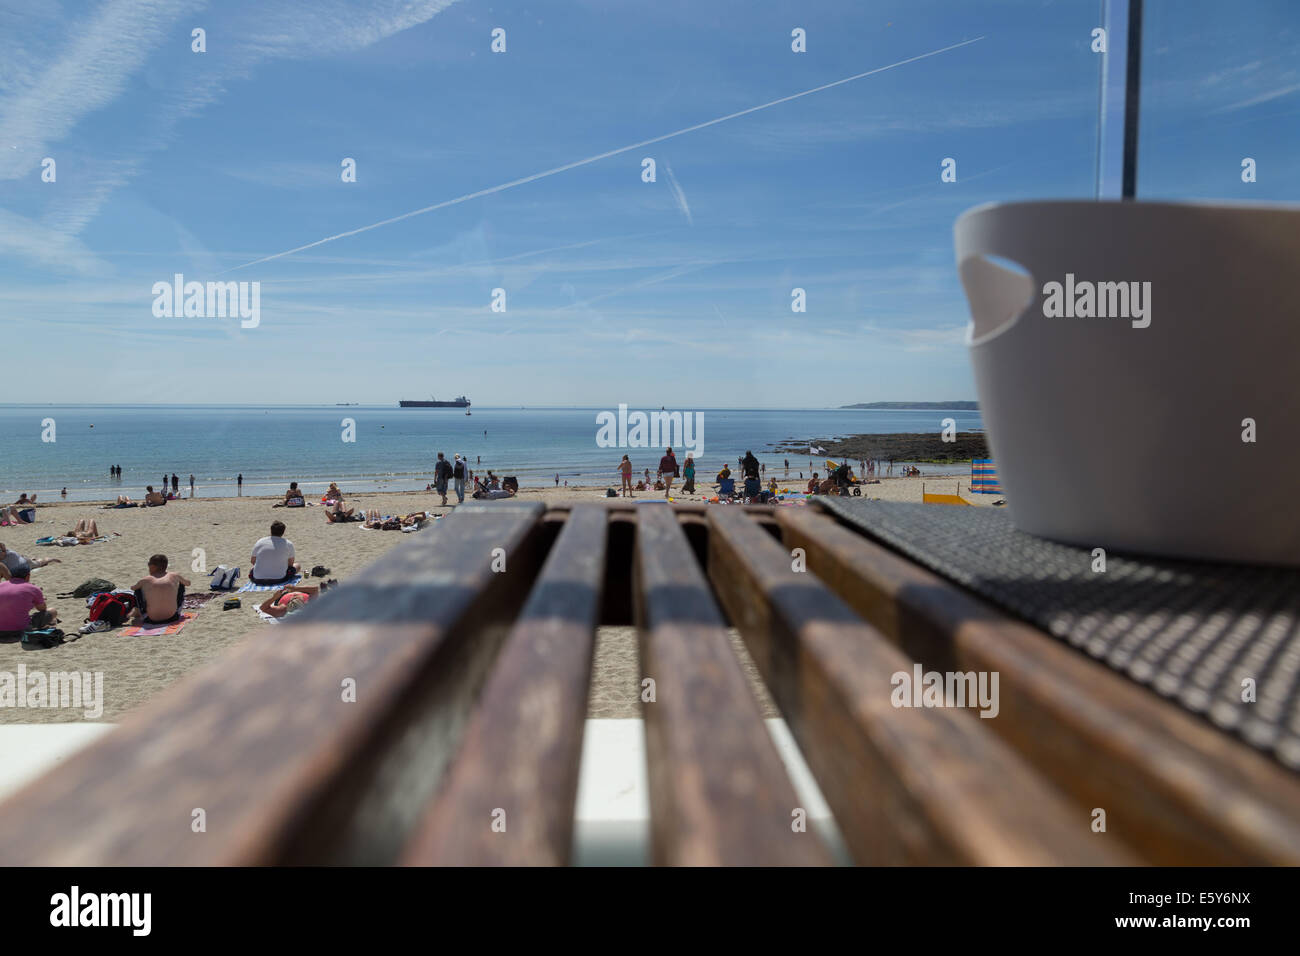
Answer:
[2, 499, 1298, 865]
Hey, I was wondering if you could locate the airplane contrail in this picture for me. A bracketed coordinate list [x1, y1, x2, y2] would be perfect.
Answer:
[226, 36, 985, 273]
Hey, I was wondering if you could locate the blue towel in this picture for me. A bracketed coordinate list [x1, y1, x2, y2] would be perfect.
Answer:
[239, 574, 302, 593]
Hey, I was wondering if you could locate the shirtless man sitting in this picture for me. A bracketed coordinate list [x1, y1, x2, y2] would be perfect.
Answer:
[143, 485, 166, 506]
[131, 553, 190, 626]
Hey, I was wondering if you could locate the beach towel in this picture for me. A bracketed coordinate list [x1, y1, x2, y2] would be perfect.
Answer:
[181, 591, 219, 611]
[122, 612, 196, 637]
[239, 574, 302, 593]
[37, 535, 110, 547]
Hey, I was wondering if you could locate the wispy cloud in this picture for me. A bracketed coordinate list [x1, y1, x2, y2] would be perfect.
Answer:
[1211, 82, 1300, 113]
[226, 36, 986, 271]
[0, 0, 464, 273]
[664, 162, 692, 225]
[0, 208, 110, 276]
[858, 322, 968, 351]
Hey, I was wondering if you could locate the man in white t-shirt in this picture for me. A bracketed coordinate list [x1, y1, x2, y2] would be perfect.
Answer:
[249, 520, 301, 585]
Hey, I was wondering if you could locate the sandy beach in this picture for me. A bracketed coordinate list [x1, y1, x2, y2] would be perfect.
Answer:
[0, 475, 998, 723]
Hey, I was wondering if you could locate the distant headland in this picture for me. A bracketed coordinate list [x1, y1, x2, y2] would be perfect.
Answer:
[840, 401, 979, 410]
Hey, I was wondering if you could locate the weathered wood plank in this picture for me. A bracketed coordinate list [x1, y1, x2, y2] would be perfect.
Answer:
[778, 506, 1300, 865]
[403, 506, 608, 865]
[0, 503, 547, 866]
[709, 507, 1130, 865]
[634, 504, 833, 866]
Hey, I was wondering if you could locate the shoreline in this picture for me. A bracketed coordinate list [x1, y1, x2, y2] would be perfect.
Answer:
[4, 457, 981, 504]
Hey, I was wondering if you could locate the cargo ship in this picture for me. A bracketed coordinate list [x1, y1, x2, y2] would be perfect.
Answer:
[398, 396, 470, 408]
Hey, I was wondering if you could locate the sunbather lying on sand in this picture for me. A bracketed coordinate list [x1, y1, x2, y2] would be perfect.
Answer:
[325, 497, 358, 522]
[62, 518, 104, 543]
[0, 506, 35, 525]
[71, 517, 98, 536]
[13, 493, 37, 507]
[471, 479, 516, 501]
[258, 585, 319, 619]
[0, 543, 61, 580]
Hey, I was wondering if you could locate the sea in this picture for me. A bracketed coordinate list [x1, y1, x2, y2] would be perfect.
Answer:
[0, 405, 984, 502]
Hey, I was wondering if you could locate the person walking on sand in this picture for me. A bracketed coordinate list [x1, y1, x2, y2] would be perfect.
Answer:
[452, 454, 467, 504]
[682, 455, 696, 495]
[555, 473, 559, 487]
[658, 447, 679, 499]
[433, 452, 453, 506]
[619, 455, 634, 498]
[742, 450, 761, 500]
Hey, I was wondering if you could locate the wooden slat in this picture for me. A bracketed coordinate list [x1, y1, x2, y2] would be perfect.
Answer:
[778, 506, 1300, 864]
[0, 503, 547, 866]
[634, 504, 833, 865]
[403, 506, 608, 865]
[708, 507, 1130, 865]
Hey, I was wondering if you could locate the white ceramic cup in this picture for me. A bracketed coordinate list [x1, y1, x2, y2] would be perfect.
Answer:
[955, 200, 1300, 566]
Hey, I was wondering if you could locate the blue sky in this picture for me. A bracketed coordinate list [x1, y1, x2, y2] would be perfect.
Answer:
[1, 0, 1297, 407]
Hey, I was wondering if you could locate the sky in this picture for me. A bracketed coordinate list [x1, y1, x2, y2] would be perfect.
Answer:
[1, 0, 1297, 407]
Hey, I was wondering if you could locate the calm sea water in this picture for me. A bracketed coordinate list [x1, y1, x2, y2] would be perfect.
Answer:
[0, 405, 983, 501]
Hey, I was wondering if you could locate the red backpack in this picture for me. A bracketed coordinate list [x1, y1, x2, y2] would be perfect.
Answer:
[87, 591, 135, 626]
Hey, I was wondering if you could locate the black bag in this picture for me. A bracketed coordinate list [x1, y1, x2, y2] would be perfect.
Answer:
[453, 460, 465, 479]
[22, 628, 65, 650]
[606, 488, 618, 498]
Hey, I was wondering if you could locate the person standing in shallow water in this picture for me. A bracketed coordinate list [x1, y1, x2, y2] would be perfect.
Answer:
[237, 474, 243, 495]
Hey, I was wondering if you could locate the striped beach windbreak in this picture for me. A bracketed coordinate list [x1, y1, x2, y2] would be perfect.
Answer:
[970, 459, 1002, 494]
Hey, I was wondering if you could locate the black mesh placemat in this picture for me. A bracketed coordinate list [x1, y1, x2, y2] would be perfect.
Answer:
[817, 498, 1300, 771]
